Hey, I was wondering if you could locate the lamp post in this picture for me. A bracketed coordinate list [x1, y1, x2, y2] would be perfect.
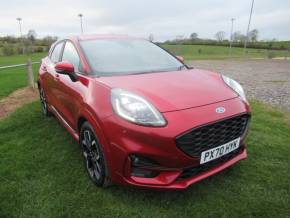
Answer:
[78, 13, 84, 34]
[229, 18, 235, 58]
[243, 0, 255, 57]
[16, 17, 22, 37]
[16, 17, 25, 54]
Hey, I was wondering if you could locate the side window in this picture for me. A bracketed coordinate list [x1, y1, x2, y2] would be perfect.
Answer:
[62, 41, 81, 72]
[50, 42, 63, 63]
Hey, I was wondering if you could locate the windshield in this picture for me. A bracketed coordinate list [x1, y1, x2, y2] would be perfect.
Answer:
[80, 39, 185, 76]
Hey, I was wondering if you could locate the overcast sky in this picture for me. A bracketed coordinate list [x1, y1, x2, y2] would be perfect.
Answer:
[0, 0, 290, 41]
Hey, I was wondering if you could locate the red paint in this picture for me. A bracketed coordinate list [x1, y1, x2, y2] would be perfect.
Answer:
[38, 35, 251, 190]
[55, 61, 75, 74]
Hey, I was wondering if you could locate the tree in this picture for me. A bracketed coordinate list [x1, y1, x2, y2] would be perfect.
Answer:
[248, 29, 258, 42]
[190, 32, 198, 41]
[215, 31, 226, 42]
[268, 38, 276, 49]
[2, 43, 15, 56]
[148, 34, 154, 42]
[27, 29, 37, 44]
[232, 31, 246, 42]
[41, 36, 58, 51]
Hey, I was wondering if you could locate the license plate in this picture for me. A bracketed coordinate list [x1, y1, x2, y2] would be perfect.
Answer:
[200, 138, 240, 164]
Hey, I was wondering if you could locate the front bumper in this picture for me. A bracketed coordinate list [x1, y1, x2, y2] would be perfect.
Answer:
[102, 97, 250, 189]
[123, 148, 247, 190]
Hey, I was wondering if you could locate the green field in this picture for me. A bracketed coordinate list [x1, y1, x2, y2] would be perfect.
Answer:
[0, 64, 40, 100]
[0, 101, 289, 217]
[161, 44, 290, 60]
[0, 52, 46, 99]
[256, 40, 290, 49]
[0, 52, 47, 67]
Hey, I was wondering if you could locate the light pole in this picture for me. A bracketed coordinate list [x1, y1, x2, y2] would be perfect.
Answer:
[16, 17, 22, 37]
[16, 17, 25, 54]
[243, 0, 255, 57]
[78, 13, 84, 34]
[229, 18, 235, 58]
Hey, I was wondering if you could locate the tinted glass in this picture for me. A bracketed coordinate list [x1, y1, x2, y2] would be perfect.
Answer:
[50, 42, 63, 63]
[80, 39, 184, 76]
[62, 41, 81, 71]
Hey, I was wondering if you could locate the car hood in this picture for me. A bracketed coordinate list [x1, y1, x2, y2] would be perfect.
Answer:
[97, 69, 238, 112]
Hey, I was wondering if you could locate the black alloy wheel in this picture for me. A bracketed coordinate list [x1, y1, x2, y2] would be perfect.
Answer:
[80, 122, 111, 187]
[39, 87, 51, 116]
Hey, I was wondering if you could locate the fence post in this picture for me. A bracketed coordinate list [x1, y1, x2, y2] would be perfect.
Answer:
[27, 58, 35, 88]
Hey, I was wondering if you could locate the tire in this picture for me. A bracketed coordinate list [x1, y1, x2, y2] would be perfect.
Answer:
[80, 122, 112, 187]
[39, 87, 51, 117]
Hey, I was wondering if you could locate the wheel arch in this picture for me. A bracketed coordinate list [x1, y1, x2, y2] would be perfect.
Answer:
[77, 108, 114, 181]
[37, 80, 41, 90]
[77, 106, 112, 154]
[77, 116, 87, 134]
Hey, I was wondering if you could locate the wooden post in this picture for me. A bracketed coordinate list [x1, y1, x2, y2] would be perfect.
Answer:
[27, 58, 35, 88]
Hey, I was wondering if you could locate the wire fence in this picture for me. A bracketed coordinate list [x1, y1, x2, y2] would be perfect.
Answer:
[0, 60, 40, 88]
[0, 62, 40, 70]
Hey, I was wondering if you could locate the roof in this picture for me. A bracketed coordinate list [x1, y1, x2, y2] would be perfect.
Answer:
[68, 34, 144, 41]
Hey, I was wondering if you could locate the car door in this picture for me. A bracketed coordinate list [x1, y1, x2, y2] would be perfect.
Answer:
[44, 41, 65, 111]
[56, 40, 86, 129]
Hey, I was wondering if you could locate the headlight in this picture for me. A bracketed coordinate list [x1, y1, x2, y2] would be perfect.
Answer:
[222, 75, 248, 103]
[111, 88, 166, 126]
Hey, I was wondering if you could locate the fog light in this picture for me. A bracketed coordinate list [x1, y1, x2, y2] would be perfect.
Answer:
[130, 155, 160, 178]
[131, 167, 159, 178]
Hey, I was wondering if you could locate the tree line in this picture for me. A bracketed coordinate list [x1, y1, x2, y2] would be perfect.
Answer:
[163, 29, 290, 50]
[0, 30, 57, 56]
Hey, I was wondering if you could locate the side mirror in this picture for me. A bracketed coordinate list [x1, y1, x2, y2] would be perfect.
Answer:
[176, 56, 184, 62]
[55, 61, 78, 82]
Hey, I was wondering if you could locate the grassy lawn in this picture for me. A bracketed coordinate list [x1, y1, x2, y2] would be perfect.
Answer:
[0, 64, 40, 100]
[0, 52, 47, 67]
[0, 101, 289, 217]
[161, 44, 290, 60]
[0, 52, 46, 99]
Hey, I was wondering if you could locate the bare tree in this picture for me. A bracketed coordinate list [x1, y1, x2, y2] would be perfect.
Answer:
[27, 29, 37, 44]
[190, 32, 198, 41]
[232, 31, 246, 42]
[215, 31, 226, 42]
[248, 29, 258, 42]
[148, 34, 154, 42]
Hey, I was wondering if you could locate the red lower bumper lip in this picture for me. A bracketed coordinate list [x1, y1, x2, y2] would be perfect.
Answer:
[123, 148, 247, 190]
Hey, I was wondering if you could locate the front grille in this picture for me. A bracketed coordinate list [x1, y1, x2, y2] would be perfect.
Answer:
[179, 147, 243, 179]
[176, 114, 250, 157]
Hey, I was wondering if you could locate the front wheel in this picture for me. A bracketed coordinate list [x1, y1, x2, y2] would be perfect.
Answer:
[39, 87, 51, 116]
[80, 122, 112, 187]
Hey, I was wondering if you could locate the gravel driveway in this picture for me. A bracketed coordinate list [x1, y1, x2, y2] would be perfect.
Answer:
[188, 60, 290, 111]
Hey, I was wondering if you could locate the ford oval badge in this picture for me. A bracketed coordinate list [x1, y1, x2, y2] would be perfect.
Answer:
[216, 107, 226, 113]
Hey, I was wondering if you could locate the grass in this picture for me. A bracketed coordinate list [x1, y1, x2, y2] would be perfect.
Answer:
[0, 101, 289, 218]
[0, 64, 40, 100]
[161, 44, 290, 60]
[264, 80, 288, 84]
[0, 52, 47, 67]
[0, 52, 46, 100]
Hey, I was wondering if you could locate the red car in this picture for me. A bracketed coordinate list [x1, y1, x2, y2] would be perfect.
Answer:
[38, 35, 251, 190]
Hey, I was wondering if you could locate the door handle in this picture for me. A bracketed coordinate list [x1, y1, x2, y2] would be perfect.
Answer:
[41, 66, 47, 71]
[54, 74, 60, 81]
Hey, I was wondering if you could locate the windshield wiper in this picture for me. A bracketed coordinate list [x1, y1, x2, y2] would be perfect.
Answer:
[177, 65, 187, 71]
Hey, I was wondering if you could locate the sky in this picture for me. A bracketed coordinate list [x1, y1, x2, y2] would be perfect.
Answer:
[0, 0, 290, 41]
